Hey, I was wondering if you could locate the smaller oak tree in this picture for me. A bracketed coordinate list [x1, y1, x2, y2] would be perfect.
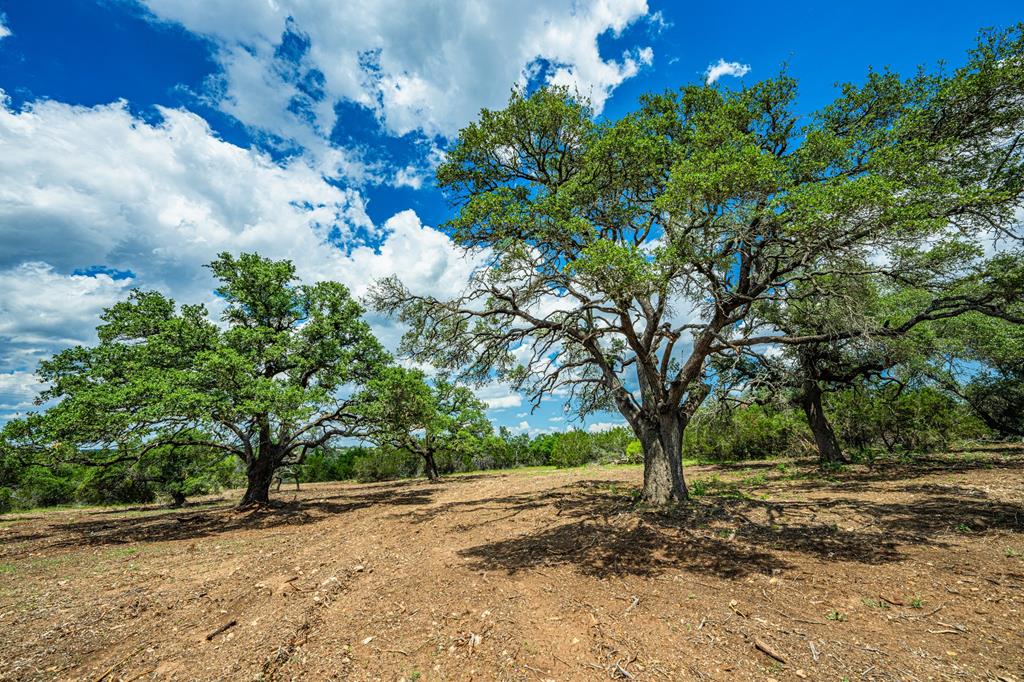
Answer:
[354, 367, 492, 480]
[18, 253, 387, 506]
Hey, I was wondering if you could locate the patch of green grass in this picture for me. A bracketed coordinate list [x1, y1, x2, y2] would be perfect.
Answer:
[909, 597, 924, 609]
[105, 547, 139, 560]
[954, 522, 973, 534]
[0, 563, 15, 574]
[1005, 547, 1021, 558]
[826, 609, 846, 622]
[861, 598, 889, 609]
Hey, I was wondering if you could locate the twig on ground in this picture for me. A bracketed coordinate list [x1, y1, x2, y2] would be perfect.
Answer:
[754, 638, 787, 664]
[205, 619, 237, 641]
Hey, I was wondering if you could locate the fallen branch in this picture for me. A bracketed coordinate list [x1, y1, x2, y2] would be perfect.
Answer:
[206, 619, 238, 641]
[94, 646, 144, 682]
[754, 638, 788, 664]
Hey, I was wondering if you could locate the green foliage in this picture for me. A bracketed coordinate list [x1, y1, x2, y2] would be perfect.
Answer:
[828, 383, 989, 455]
[550, 430, 592, 468]
[351, 448, 419, 483]
[297, 447, 362, 483]
[684, 405, 809, 462]
[372, 26, 1024, 503]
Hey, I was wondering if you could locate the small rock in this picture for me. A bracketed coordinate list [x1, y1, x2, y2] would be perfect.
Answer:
[796, 670, 807, 678]
[361, 636, 374, 645]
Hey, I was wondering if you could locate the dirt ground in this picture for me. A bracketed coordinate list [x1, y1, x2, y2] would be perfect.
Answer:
[1, 450, 1022, 681]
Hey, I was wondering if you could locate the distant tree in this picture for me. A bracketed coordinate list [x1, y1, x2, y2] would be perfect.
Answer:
[354, 367, 492, 480]
[14, 253, 386, 506]
[371, 27, 1024, 502]
[929, 313, 1024, 437]
[721, 253, 1023, 464]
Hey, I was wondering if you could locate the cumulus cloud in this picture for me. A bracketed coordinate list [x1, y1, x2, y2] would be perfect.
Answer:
[141, 0, 653, 140]
[0, 263, 134, 368]
[0, 371, 45, 412]
[0, 95, 474, 393]
[704, 58, 750, 84]
[0, 14, 10, 40]
[475, 383, 524, 411]
[587, 421, 624, 433]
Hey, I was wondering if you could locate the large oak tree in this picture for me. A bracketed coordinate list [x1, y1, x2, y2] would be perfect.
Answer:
[371, 27, 1024, 503]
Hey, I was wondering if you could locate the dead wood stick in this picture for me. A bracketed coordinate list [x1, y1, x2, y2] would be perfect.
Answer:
[206, 619, 238, 641]
[94, 646, 144, 682]
[754, 638, 787, 664]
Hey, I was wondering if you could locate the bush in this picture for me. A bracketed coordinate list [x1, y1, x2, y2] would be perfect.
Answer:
[12, 466, 78, 508]
[828, 384, 990, 455]
[624, 439, 643, 464]
[0, 487, 12, 514]
[298, 447, 361, 482]
[550, 430, 592, 468]
[352, 448, 419, 482]
[76, 466, 155, 505]
[683, 404, 808, 462]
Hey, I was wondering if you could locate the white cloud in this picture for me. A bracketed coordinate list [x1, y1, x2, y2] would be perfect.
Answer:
[0, 14, 10, 40]
[0, 96, 473, 389]
[0, 263, 134, 367]
[0, 371, 45, 412]
[141, 0, 653, 140]
[474, 382, 524, 411]
[704, 58, 750, 84]
[587, 421, 624, 433]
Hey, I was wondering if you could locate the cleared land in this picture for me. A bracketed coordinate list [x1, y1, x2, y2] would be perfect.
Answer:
[1, 450, 1022, 681]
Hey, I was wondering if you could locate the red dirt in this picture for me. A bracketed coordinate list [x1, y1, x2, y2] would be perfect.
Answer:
[1, 450, 1023, 681]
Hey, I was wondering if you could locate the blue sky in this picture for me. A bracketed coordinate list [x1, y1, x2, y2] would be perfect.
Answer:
[0, 0, 1020, 432]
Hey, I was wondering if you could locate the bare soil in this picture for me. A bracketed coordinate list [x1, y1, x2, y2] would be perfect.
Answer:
[1, 449, 1023, 681]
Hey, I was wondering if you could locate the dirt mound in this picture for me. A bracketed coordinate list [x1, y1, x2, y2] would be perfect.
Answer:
[2, 452, 1022, 680]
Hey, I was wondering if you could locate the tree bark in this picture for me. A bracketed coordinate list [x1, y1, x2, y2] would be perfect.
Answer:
[423, 451, 440, 481]
[800, 379, 849, 466]
[241, 452, 277, 506]
[638, 414, 688, 504]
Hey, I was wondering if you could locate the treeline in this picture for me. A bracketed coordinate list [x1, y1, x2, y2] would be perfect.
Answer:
[1, 380, 998, 512]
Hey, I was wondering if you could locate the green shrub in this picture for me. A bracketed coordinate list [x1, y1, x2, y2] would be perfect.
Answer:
[550, 430, 592, 468]
[298, 447, 361, 482]
[683, 404, 808, 462]
[352, 448, 418, 482]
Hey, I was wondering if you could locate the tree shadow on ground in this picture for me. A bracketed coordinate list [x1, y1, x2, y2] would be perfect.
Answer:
[0, 484, 440, 553]
[741, 449, 1024, 495]
[451, 472, 1024, 580]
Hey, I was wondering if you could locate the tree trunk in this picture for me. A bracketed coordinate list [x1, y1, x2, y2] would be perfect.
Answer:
[169, 491, 186, 508]
[801, 380, 849, 466]
[423, 451, 440, 481]
[638, 414, 688, 504]
[241, 452, 276, 506]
